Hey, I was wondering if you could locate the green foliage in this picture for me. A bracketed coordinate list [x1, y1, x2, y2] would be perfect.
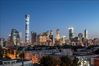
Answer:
[40, 55, 80, 66]
[60, 56, 72, 66]
[40, 55, 61, 66]
[71, 57, 80, 66]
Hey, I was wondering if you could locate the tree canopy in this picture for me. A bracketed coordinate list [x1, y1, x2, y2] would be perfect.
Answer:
[40, 55, 80, 66]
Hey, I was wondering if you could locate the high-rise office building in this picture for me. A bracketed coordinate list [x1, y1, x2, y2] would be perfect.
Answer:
[68, 27, 74, 40]
[0, 38, 6, 47]
[84, 29, 88, 39]
[11, 29, 20, 46]
[25, 14, 30, 45]
[38, 32, 48, 45]
[48, 30, 53, 46]
[56, 29, 60, 40]
[31, 32, 37, 45]
[55, 29, 60, 45]
[49, 30, 53, 42]
[60, 36, 66, 45]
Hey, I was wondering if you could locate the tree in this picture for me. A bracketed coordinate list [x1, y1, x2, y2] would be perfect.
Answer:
[40, 55, 80, 66]
[60, 56, 80, 66]
[40, 56, 61, 66]
[71, 57, 80, 66]
[60, 56, 72, 66]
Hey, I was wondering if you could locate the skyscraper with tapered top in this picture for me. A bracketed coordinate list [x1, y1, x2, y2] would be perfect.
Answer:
[25, 14, 30, 45]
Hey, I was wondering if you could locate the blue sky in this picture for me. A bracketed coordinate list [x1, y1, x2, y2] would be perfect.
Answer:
[0, 0, 99, 39]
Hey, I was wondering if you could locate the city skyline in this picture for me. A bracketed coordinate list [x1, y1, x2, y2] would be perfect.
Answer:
[0, 0, 99, 39]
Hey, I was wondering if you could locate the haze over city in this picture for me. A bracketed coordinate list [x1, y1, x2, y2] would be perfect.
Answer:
[0, 0, 99, 39]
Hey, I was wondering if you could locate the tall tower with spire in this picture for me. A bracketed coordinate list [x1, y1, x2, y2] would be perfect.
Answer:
[25, 14, 30, 45]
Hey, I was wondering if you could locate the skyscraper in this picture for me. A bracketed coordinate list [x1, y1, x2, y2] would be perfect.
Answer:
[0, 38, 6, 47]
[38, 32, 48, 45]
[84, 29, 88, 39]
[48, 30, 53, 46]
[68, 27, 74, 40]
[25, 14, 30, 45]
[31, 32, 37, 45]
[60, 36, 66, 45]
[55, 29, 60, 41]
[49, 30, 53, 42]
[55, 29, 60, 45]
[11, 29, 20, 46]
